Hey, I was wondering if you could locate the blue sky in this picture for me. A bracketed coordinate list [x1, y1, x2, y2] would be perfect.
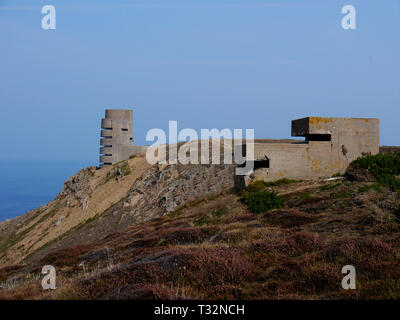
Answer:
[1, 0, 399, 165]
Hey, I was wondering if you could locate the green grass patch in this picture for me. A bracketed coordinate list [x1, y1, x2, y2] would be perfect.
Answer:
[262, 178, 302, 187]
[245, 180, 270, 192]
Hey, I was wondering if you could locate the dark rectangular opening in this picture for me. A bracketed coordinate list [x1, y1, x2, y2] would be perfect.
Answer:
[238, 159, 270, 170]
[306, 134, 331, 142]
[254, 159, 270, 170]
[121, 128, 128, 132]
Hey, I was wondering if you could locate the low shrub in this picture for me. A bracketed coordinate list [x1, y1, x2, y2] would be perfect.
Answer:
[244, 190, 284, 213]
[347, 153, 400, 191]
[241, 182, 284, 213]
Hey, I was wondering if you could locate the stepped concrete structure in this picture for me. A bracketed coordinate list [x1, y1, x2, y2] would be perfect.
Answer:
[235, 117, 379, 187]
[100, 109, 148, 167]
[99, 111, 380, 188]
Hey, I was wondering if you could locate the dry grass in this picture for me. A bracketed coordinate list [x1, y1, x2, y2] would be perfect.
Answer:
[1, 160, 400, 300]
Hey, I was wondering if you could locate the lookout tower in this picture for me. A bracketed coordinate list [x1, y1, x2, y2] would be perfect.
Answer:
[99, 109, 147, 167]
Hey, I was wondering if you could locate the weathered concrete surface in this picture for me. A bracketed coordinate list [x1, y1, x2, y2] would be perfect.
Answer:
[238, 117, 379, 186]
[100, 109, 148, 166]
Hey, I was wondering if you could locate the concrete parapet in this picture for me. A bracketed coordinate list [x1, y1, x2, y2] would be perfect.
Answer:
[105, 109, 133, 120]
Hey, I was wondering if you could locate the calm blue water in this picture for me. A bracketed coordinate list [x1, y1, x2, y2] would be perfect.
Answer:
[0, 160, 92, 222]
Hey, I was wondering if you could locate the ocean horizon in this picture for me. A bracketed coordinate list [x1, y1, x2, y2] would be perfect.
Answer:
[0, 160, 93, 222]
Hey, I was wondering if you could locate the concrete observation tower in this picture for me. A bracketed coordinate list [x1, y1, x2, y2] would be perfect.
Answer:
[99, 109, 148, 167]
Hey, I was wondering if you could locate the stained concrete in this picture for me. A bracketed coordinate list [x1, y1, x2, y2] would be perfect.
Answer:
[236, 117, 379, 187]
[100, 109, 148, 166]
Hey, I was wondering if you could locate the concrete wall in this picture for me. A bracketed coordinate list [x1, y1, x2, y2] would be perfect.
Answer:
[99, 109, 148, 166]
[98, 112, 379, 185]
[237, 117, 379, 186]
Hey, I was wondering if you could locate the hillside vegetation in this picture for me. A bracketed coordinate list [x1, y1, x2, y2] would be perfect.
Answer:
[0, 151, 400, 299]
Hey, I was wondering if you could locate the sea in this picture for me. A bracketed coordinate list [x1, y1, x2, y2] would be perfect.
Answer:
[0, 160, 92, 222]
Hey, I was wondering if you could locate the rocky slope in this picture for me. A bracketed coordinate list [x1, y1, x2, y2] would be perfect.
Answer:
[0, 149, 399, 299]
[0, 151, 235, 265]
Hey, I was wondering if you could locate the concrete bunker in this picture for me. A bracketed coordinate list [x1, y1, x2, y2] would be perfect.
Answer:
[236, 117, 379, 187]
[98, 112, 380, 188]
